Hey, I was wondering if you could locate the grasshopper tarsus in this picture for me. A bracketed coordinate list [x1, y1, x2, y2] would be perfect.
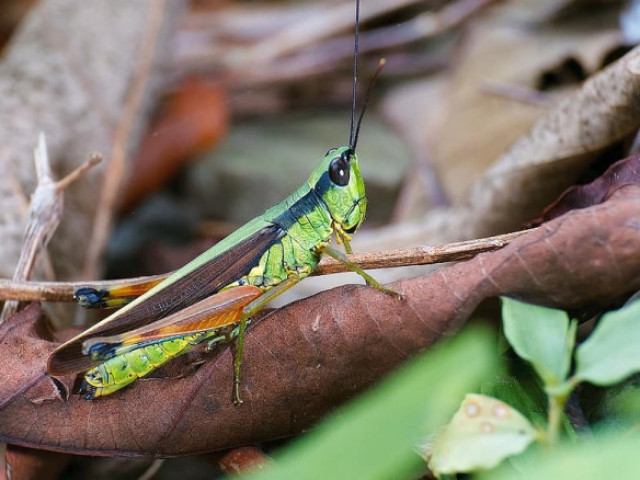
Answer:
[370, 283, 405, 301]
[385, 289, 405, 301]
[77, 379, 96, 400]
[233, 368, 244, 405]
[393, 292, 406, 301]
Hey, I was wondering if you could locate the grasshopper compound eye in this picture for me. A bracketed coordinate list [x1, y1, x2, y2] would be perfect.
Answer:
[329, 154, 350, 186]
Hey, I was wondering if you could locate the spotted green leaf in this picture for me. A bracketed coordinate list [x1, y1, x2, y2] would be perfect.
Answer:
[427, 394, 537, 475]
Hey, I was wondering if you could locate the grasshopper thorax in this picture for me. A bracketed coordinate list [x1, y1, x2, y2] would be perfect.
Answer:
[308, 145, 366, 237]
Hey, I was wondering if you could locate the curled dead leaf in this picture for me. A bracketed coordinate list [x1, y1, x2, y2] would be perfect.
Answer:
[1, 186, 639, 457]
[532, 154, 640, 225]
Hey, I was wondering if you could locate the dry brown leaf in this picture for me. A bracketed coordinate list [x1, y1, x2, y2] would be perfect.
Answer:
[531, 154, 640, 225]
[400, 0, 622, 207]
[0, 184, 639, 457]
[466, 42, 640, 238]
[432, 23, 548, 204]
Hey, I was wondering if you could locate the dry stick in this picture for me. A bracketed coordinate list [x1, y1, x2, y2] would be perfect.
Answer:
[186, 0, 497, 86]
[347, 0, 503, 57]
[228, 0, 500, 79]
[82, 0, 166, 280]
[0, 229, 533, 303]
[0, 135, 100, 322]
[241, 0, 422, 64]
[6, 167, 57, 282]
[316, 229, 528, 274]
[218, 0, 496, 92]
[181, 0, 464, 73]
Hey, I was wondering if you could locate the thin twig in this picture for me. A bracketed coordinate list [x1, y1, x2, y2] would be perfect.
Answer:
[57, 155, 102, 191]
[182, 0, 500, 85]
[316, 229, 529, 274]
[6, 165, 57, 281]
[82, 0, 166, 280]
[236, 0, 498, 84]
[344, 0, 503, 57]
[0, 229, 533, 303]
[239, 0, 421, 64]
[0, 135, 100, 322]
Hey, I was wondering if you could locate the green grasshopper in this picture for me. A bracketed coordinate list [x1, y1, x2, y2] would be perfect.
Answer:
[48, 0, 401, 404]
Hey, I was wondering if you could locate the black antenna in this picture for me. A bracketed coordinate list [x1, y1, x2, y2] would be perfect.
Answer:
[348, 0, 360, 149]
[351, 58, 385, 152]
[348, 0, 386, 152]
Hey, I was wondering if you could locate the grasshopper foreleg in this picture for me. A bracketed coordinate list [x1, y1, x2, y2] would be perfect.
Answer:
[319, 246, 404, 299]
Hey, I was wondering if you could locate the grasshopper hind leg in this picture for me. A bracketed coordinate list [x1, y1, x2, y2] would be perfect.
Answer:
[74, 277, 166, 309]
[230, 275, 303, 405]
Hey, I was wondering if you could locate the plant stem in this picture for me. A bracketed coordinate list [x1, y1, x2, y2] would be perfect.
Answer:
[547, 393, 568, 445]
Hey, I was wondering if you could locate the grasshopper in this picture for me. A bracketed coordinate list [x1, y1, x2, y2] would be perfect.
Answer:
[48, 0, 400, 404]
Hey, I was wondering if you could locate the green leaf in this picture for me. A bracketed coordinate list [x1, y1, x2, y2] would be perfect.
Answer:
[239, 327, 499, 480]
[481, 432, 640, 480]
[427, 394, 537, 475]
[501, 298, 575, 387]
[574, 299, 640, 386]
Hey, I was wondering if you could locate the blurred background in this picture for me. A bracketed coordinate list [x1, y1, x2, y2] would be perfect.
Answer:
[2, 0, 640, 477]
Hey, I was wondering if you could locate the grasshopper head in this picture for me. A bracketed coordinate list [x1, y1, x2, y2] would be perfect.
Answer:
[304, 0, 385, 245]
[309, 145, 366, 236]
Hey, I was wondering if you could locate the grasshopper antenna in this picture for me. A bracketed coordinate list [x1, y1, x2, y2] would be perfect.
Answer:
[348, 0, 360, 149]
[348, 0, 386, 152]
[350, 58, 386, 152]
